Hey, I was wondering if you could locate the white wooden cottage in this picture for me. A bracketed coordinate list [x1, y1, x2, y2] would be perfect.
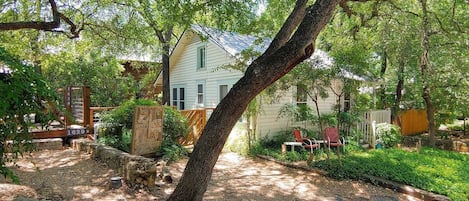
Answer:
[157, 25, 357, 140]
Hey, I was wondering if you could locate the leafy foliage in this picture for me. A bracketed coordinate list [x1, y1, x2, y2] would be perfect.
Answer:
[99, 99, 157, 152]
[101, 98, 157, 129]
[99, 101, 189, 161]
[312, 148, 469, 201]
[375, 123, 402, 148]
[98, 128, 132, 153]
[162, 106, 188, 143]
[42, 51, 137, 107]
[159, 106, 189, 162]
[0, 46, 57, 183]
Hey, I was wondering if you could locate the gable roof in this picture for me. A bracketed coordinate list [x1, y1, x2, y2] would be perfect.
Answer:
[155, 25, 364, 86]
[190, 24, 271, 57]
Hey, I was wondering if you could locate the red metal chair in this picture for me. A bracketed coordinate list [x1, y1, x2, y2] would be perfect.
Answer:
[292, 129, 319, 154]
[324, 127, 345, 154]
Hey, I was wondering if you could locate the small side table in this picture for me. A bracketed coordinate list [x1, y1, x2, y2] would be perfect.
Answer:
[282, 142, 303, 154]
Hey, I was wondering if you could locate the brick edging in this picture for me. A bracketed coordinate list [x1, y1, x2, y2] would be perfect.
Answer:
[256, 154, 450, 201]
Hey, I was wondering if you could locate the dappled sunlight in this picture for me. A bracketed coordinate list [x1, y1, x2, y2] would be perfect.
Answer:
[186, 152, 421, 200]
[1, 148, 162, 200]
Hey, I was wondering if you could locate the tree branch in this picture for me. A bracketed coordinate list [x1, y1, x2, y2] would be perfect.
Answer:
[263, 0, 308, 56]
[0, 0, 82, 38]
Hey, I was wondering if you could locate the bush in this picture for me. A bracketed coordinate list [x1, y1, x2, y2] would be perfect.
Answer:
[162, 106, 188, 143]
[98, 128, 132, 152]
[375, 123, 402, 148]
[160, 143, 188, 162]
[101, 98, 157, 129]
[258, 130, 293, 149]
[0, 47, 57, 183]
[159, 106, 189, 161]
[100, 101, 189, 161]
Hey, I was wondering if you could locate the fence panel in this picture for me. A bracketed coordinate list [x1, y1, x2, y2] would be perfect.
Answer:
[399, 109, 428, 136]
[179, 109, 210, 145]
[358, 109, 391, 147]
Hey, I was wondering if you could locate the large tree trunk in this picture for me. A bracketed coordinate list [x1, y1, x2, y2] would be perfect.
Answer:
[420, 0, 437, 146]
[161, 45, 170, 105]
[167, 0, 340, 200]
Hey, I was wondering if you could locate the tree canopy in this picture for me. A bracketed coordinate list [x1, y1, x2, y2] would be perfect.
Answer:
[0, 0, 468, 199]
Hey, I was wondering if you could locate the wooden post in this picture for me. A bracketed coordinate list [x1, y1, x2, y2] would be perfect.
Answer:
[83, 86, 91, 129]
[281, 144, 286, 155]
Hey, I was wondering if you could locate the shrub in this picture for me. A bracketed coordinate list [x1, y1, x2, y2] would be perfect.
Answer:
[375, 123, 402, 148]
[161, 143, 188, 162]
[159, 106, 189, 162]
[0, 47, 57, 183]
[162, 106, 188, 143]
[258, 130, 293, 149]
[100, 102, 189, 160]
[98, 128, 132, 152]
[101, 98, 157, 129]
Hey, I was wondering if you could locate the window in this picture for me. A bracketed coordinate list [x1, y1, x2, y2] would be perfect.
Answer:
[172, 87, 185, 110]
[197, 46, 206, 69]
[296, 86, 307, 106]
[179, 88, 185, 110]
[219, 84, 229, 101]
[172, 88, 178, 107]
[344, 91, 351, 112]
[197, 83, 204, 106]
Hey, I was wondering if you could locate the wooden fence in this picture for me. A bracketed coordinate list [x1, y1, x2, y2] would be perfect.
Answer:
[399, 109, 428, 136]
[179, 108, 212, 145]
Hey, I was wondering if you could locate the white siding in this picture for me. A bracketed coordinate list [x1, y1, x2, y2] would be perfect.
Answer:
[170, 32, 243, 110]
[256, 87, 340, 139]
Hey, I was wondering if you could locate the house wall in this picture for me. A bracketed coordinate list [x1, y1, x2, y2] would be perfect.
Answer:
[170, 32, 243, 110]
[256, 87, 340, 140]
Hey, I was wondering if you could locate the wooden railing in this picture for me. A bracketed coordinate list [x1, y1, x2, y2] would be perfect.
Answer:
[179, 108, 213, 145]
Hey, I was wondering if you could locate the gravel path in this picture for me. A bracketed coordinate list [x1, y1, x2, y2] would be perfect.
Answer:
[0, 148, 419, 201]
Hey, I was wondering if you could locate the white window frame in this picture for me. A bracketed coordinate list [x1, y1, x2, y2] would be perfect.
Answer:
[217, 79, 237, 103]
[171, 84, 186, 110]
[296, 85, 308, 106]
[196, 44, 206, 70]
[196, 80, 205, 107]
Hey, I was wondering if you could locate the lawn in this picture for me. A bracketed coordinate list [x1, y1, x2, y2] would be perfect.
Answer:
[252, 145, 469, 201]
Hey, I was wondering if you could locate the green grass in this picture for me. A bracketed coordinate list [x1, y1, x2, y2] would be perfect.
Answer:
[311, 147, 469, 201]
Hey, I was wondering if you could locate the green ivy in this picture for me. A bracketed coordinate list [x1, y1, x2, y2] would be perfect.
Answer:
[311, 148, 469, 201]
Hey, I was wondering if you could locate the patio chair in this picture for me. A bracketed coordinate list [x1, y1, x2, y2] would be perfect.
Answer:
[324, 127, 345, 157]
[293, 129, 319, 161]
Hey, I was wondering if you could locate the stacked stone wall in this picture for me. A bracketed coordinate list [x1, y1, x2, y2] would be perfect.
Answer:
[71, 139, 157, 188]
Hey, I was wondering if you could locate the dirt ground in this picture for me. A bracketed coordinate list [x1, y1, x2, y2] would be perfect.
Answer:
[0, 148, 420, 201]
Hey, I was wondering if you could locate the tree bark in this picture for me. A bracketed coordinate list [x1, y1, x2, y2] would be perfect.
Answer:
[167, 0, 340, 200]
[392, 58, 405, 126]
[378, 50, 387, 109]
[154, 27, 173, 105]
[420, 0, 437, 146]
